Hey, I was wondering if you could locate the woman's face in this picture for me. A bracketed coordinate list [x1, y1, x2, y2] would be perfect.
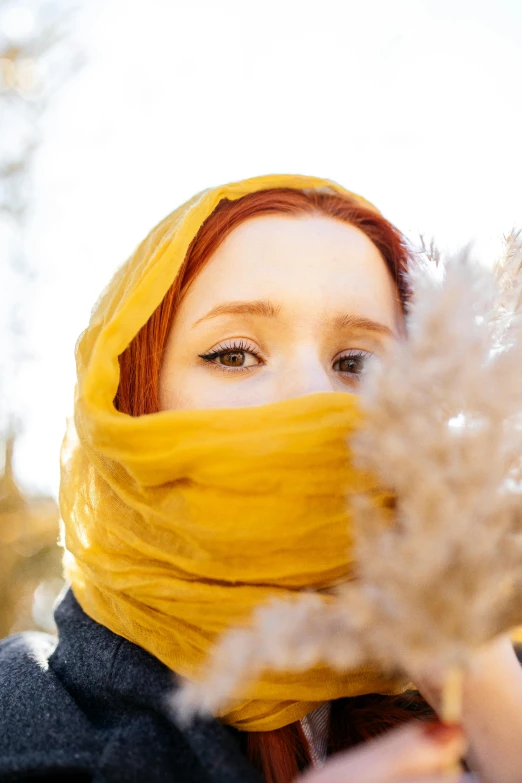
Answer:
[159, 214, 401, 410]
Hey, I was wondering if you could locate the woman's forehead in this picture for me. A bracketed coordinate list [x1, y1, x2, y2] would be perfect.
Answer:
[176, 213, 400, 331]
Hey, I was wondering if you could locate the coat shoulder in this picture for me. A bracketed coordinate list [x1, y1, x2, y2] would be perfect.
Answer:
[0, 630, 100, 777]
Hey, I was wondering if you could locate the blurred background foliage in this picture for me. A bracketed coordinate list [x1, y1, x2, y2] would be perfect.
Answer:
[0, 0, 84, 637]
[0, 432, 62, 636]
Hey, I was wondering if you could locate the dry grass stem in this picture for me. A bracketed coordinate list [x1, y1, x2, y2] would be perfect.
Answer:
[440, 667, 464, 724]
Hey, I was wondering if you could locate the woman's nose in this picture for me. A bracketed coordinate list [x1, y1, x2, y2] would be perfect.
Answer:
[276, 353, 336, 401]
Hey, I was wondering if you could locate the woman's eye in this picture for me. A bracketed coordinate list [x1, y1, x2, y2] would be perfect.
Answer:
[198, 340, 262, 372]
[216, 349, 258, 368]
[334, 350, 372, 376]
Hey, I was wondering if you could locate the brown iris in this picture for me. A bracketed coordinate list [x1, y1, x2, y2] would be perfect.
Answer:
[219, 351, 245, 367]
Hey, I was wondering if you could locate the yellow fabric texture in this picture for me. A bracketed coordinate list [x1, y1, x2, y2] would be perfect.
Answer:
[60, 173, 407, 732]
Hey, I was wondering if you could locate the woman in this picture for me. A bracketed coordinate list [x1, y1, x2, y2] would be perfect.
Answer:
[1, 173, 521, 783]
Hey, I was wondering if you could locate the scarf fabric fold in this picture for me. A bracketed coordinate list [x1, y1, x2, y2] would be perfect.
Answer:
[60, 173, 407, 732]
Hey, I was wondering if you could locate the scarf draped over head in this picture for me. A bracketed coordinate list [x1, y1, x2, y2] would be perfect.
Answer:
[60, 173, 407, 732]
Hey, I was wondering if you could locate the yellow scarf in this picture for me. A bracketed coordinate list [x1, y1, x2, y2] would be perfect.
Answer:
[60, 173, 407, 731]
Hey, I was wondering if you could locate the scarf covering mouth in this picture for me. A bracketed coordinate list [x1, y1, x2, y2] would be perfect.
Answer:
[60, 173, 408, 732]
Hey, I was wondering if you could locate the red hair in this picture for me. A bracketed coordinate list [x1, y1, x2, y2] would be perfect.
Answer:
[115, 188, 431, 780]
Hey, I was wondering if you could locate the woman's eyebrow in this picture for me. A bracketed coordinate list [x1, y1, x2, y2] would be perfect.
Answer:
[190, 299, 281, 328]
[333, 313, 394, 336]
[190, 298, 394, 336]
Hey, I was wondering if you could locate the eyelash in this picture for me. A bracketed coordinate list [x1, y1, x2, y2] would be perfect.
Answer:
[198, 340, 372, 377]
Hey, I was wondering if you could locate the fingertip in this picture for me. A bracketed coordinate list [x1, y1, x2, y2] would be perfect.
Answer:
[421, 719, 464, 744]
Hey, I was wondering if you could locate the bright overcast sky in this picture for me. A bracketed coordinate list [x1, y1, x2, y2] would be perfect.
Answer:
[5, 0, 522, 496]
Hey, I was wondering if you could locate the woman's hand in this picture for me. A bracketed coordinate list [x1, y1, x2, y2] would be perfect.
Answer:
[295, 719, 472, 783]
[410, 635, 522, 783]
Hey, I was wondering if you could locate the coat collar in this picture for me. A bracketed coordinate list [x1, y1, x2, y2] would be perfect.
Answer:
[49, 588, 264, 783]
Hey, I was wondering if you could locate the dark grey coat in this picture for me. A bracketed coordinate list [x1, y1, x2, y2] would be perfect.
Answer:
[0, 589, 265, 782]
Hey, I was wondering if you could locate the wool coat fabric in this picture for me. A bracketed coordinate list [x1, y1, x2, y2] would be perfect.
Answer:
[0, 589, 266, 782]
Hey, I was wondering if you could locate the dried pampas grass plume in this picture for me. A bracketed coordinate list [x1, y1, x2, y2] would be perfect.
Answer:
[171, 237, 522, 727]
[172, 593, 369, 726]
